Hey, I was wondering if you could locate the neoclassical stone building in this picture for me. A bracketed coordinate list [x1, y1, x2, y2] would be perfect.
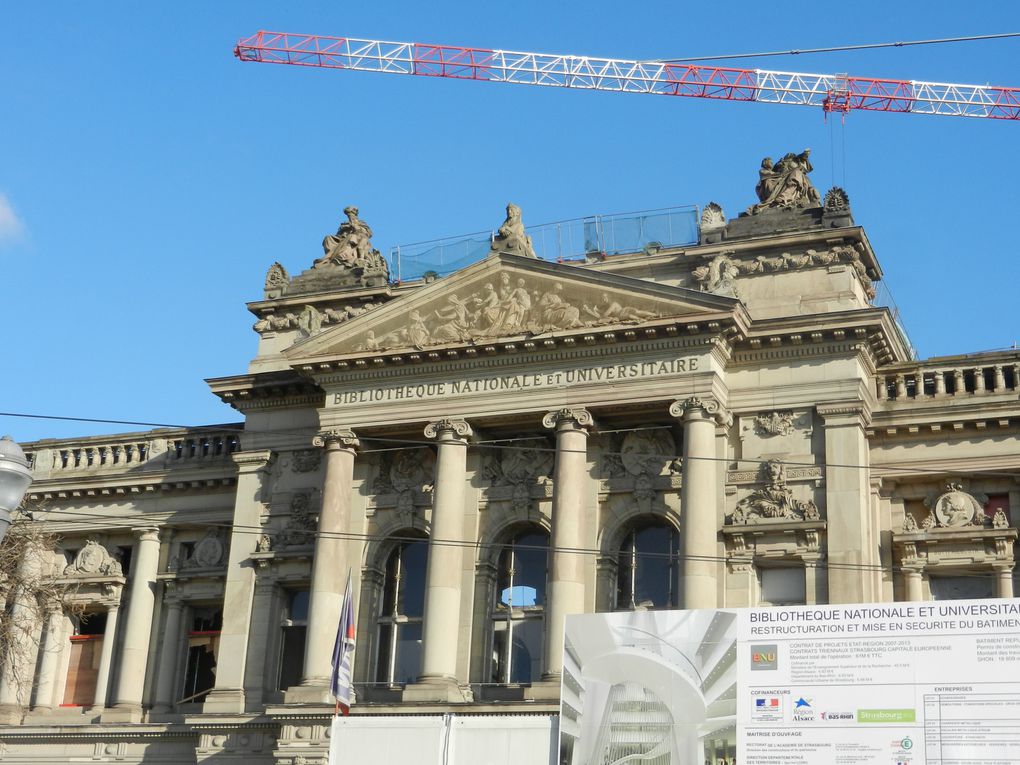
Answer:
[3, 157, 1018, 763]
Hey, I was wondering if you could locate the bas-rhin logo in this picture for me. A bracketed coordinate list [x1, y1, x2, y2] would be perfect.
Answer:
[750, 644, 778, 671]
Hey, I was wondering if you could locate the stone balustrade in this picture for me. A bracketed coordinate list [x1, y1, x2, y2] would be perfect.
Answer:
[23, 428, 241, 478]
[878, 360, 1020, 402]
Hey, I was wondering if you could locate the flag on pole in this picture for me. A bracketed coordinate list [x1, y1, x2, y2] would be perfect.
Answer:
[330, 570, 356, 715]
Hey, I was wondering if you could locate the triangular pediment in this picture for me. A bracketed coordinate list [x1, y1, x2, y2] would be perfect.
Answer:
[286, 253, 740, 362]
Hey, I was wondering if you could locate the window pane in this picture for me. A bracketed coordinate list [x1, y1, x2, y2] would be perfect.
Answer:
[509, 619, 543, 684]
[616, 522, 679, 609]
[182, 634, 219, 703]
[289, 590, 310, 623]
[398, 541, 428, 619]
[393, 623, 422, 685]
[278, 625, 306, 690]
[514, 532, 548, 606]
[376, 624, 393, 683]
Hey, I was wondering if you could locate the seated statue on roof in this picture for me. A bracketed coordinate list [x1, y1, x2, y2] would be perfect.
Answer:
[489, 202, 537, 258]
[747, 149, 822, 215]
[314, 205, 390, 278]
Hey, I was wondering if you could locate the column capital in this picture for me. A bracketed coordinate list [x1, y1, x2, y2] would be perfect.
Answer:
[231, 448, 276, 472]
[313, 429, 360, 450]
[132, 527, 160, 543]
[424, 418, 473, 440]
[541, 407, 595, 431]
[668, 396, 731, 426]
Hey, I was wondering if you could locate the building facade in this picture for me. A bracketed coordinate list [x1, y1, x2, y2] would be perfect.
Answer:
[2, 157, 1018, 763]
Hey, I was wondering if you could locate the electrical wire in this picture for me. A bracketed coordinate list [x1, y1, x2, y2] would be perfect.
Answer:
[652, 32, 1020, 64]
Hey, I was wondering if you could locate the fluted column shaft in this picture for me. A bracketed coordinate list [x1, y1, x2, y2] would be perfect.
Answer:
[673, 398, 722, 609]
[91, 602, 121, 709]
[31, 607, 65, 711]
[300, 430, 359, 687]
[542, 408, 593, 679]
[111, 527, 160, 713]
[418, 419, 472, 683]
[152, 598, 183, 712]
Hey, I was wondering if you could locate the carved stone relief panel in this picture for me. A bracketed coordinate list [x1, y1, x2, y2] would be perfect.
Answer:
[728, 460, 821, 525]
[274, 490, 319, 549]
[905, 483, 992, 531]
[481, 438, 553, 514]
[64, 540, 123, 577]
[738, 409, 813, 462]
[371, 447, 436, 518]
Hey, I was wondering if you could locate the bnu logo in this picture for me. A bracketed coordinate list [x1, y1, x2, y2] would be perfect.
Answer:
[750, 644, 778, 671]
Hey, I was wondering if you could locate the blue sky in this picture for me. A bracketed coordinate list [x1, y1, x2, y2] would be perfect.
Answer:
[3, 3, 1019, 442]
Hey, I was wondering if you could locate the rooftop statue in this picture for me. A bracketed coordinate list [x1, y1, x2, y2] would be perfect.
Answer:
[490, 202, 537, 258]
[314, 205, 390, 278]
[747, 149, 822, 215]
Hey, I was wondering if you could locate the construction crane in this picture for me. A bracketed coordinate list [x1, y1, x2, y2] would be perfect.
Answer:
[234, 31, 1020, 121]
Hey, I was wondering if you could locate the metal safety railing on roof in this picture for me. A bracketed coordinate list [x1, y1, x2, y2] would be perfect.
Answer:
[387, 205, 699, 282]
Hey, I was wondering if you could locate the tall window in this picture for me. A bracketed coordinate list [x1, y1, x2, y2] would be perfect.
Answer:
[181, 606, 221, 704]
[616, 519, 679, 610]
[62, 612, 107, 707]
[376, 538, 428, 685]
[491, 529, 548, 684]
[278, 590, 309, 691]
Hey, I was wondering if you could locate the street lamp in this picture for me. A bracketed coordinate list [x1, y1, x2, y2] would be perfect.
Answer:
[0, 435, 33, 545]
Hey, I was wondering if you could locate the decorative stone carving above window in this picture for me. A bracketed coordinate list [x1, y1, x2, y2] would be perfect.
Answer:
[754, 411, 796, 437]
[289, 448, 322, 474]
[64, 540, 122, 577]
[276, 490, 317, 549]
[371, 448, 436, 516]
[729, 460, 820, 524]
[180, 528, 226, 570]
[913, 483, 989, 530]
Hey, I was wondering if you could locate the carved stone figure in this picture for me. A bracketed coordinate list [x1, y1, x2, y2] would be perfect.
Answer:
[729, 460, 819, 524]
[993, 509, 1010, 529]
[902, 512, 918, 532]
[691, 253, 739, 298]
[65, 540, 123, 577]
[582, 292, 657, 323]
[747, 150, 822, 215]
[534, 283, 583, 330]
[317, 206, 377, 269]
[700, 202, 725, 229]
[432, 295, 471, 343]
[490, 203, 537, 258]
[182, 528, 225, 569]
[754, 411, 795, 437]
[255, 533, 273, 553]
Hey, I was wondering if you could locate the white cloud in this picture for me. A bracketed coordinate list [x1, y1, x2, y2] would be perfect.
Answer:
[0, 193, 25, 245]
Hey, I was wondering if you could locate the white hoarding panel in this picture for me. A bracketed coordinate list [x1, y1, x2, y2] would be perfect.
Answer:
[561, 598, 1020, 765]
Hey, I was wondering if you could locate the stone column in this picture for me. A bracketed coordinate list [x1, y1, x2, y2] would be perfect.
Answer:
[0, 561, 43, 721]
[288, 429, 359, 704]
[91, 600, 121, 709]
[903, 568, 923, 602]
[996, 565, 1015, 599]
[934, 371, 947, 397]
[31, 606, 65, 711]
[405, 418, 473, 702]
[108, 527, 160, 721]
[151, 595, 183, 713]
[670, 397, 726, 610]
[541, 408, 594, 680]
[818, 403, 874, 604]
[204, 449, 275, 712]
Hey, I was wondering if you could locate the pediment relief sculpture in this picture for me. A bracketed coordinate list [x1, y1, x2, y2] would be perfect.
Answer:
[746, 149, 821, 215]
[64, 540, 122, 577]
[910, 483, 990, 531]
[351, 277, 670, 352]
[729, 459, 820, 525]
[692, 242, 876, 301]
[180, 528, 226, 570]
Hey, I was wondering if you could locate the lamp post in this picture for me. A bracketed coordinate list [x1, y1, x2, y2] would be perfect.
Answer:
[0, 436, 33, 545]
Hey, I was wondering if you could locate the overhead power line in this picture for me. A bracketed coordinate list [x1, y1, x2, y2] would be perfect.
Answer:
[653, 32, 1020, 63]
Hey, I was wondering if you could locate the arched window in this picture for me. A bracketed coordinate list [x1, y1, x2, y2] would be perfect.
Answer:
[375, 536, 428, 685]
[491, 529, 548, 684]
[616, 519, 679, 610]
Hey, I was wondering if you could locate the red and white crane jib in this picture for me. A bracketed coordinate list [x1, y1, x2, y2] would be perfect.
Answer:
[234, 31, 1020, 120]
